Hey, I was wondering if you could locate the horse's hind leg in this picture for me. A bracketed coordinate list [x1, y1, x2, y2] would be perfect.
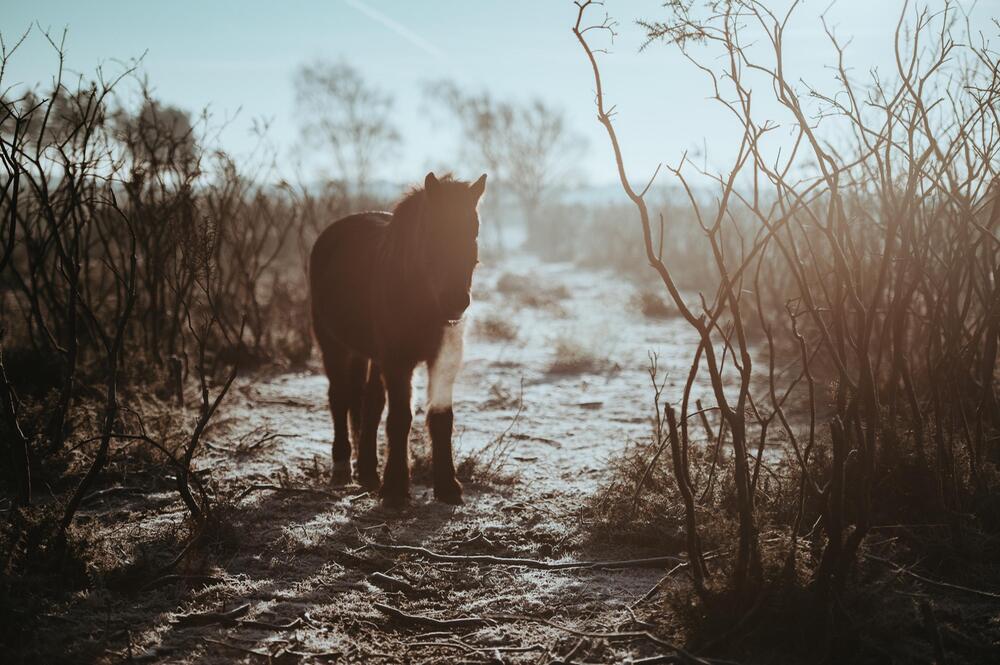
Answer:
[427, 324, 465, 504]
[380, 361, 416, 507]
[318, 337, 355, 483]
[356, 359, 385, 490]
[346, 355, 366, 447]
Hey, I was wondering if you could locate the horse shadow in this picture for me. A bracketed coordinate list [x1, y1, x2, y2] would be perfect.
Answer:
[32, 472, 517, 663]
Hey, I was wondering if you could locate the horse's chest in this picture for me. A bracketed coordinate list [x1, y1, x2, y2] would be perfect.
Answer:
[377, 318, 444, 364]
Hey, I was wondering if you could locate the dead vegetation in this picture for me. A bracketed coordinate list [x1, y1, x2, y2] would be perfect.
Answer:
[573, 0, 1000, 662]
[632, 287, 675, 319]
[546, 336, 613, 376]
[495, 270, 570, 310]
[2, 3, 999, 664]
[472, 309, 520, 342]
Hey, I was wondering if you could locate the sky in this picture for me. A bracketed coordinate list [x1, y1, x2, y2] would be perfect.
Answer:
[2, 0, 996, 187]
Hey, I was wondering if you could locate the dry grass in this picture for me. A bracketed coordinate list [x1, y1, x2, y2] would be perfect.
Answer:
[472, 310, 519, 342]
[587, 412, 1000, 663]
[631, 288, 674, 319]
[495, 271, 570, 310]
[546, 336, 610, 375]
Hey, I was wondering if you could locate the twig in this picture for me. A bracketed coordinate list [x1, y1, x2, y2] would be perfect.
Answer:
[140, 574, 222, 592]
[367, 541, 683, 570]
[374, 602, 492, 629]
[406, 641, 473, 653]
[238, 617, 304, 631]
[631, 548, 728, 608]
[283, 648, 342, 659]
[348, 491, 371, 503]
[368, 571, 417, 594]
[492, 613, 714, 665]
[151, 527, 204, 579]
[81, 485, 147, 505]
[202, 638, 271, 659]
[632, 562, 689, 608]
[866, 553, 1000, 601]
[235, 483, 340, 503]
[173, 603, 250, 628]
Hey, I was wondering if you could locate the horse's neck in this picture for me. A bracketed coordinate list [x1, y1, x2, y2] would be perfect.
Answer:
[384, 215, 421, 269]
[380, 212, 432, 307]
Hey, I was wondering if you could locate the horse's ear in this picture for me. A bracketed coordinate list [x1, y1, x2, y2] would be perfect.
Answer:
[469, 173, 487, 201]
[425, 172, 439, 194]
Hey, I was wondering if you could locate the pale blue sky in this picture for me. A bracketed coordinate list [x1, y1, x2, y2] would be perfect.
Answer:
[3, 1, 995, 185]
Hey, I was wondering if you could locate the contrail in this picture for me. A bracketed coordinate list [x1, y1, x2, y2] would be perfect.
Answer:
[342, 0, 447, 62]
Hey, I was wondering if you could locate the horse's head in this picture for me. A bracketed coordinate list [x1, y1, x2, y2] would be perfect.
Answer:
[421, 172, 487, 323]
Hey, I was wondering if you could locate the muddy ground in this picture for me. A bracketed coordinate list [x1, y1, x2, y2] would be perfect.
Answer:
[22, 251, 744, 664]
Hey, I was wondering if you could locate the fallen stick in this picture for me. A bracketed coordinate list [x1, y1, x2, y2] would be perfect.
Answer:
[630, 655, 691, 665]
[490, 614, 718, 665]
[406, 641, 473, 653]
[152, 527, 204, 579]
[235, 484, 340, 503]
[284, 648, 343, 660]
[866, 553, 1000, 601]
[374, 602, 492, 629]
[140, 574, 223, 591]
[632, 562, 689, 608]
[203, 638, 271, 658]
[367, 542, 683, 570]
[82, 486, 147, 505]
[368, 571, 417, 594]
[173, 603, 250, 628]
[236, 431, 289, 454]
[238, 616, 304, 631]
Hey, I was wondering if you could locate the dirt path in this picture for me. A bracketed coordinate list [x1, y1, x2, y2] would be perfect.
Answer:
[45, 253, 733, 663]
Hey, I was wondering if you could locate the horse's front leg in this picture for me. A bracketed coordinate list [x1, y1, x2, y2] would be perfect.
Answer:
[427, 324, 464, 504]
[380, 361, 415, 507]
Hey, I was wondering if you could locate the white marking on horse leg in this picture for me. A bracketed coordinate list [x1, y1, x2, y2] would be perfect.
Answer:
[427, 322, 464, 413]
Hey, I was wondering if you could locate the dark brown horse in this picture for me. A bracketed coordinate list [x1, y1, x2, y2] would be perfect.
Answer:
[309, 172, 486, 506]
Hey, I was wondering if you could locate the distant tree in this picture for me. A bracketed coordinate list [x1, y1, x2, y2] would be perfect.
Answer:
[424, 81, 584, 250]
[294, 61, 400, 199]
[113, 95, 198, 178]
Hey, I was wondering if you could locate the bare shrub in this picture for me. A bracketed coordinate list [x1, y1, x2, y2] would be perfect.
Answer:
[482, 381, 522, 409]
[632, 288, 674, 319]
[496, 271, 569, 309]
[574, 0, 1000, 648]
[457, 384, 524, 486]
[472, 310, 519, 342]
[0, 29, 329, 584]
[547, 336, 609, 375]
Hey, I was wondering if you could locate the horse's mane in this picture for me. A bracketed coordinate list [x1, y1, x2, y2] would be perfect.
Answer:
[391, 174, 470, 227]
[383, 174, 468, 269]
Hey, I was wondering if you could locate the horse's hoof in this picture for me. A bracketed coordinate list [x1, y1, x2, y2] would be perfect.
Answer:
[434, 479, 464, 505]
[379, 490, 410, 510]
[379, 482, 410, 509]
[331, 460, 352, 485]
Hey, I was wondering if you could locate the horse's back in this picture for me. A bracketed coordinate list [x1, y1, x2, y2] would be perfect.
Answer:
[310, 212, 390, 268]
[309, 212, 390, 357]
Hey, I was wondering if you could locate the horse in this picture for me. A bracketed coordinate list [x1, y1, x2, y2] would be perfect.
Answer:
[309, 172, 486, 507]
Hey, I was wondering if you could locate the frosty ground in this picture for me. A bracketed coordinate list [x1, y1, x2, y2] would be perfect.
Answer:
[24, 250, 748, 664]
